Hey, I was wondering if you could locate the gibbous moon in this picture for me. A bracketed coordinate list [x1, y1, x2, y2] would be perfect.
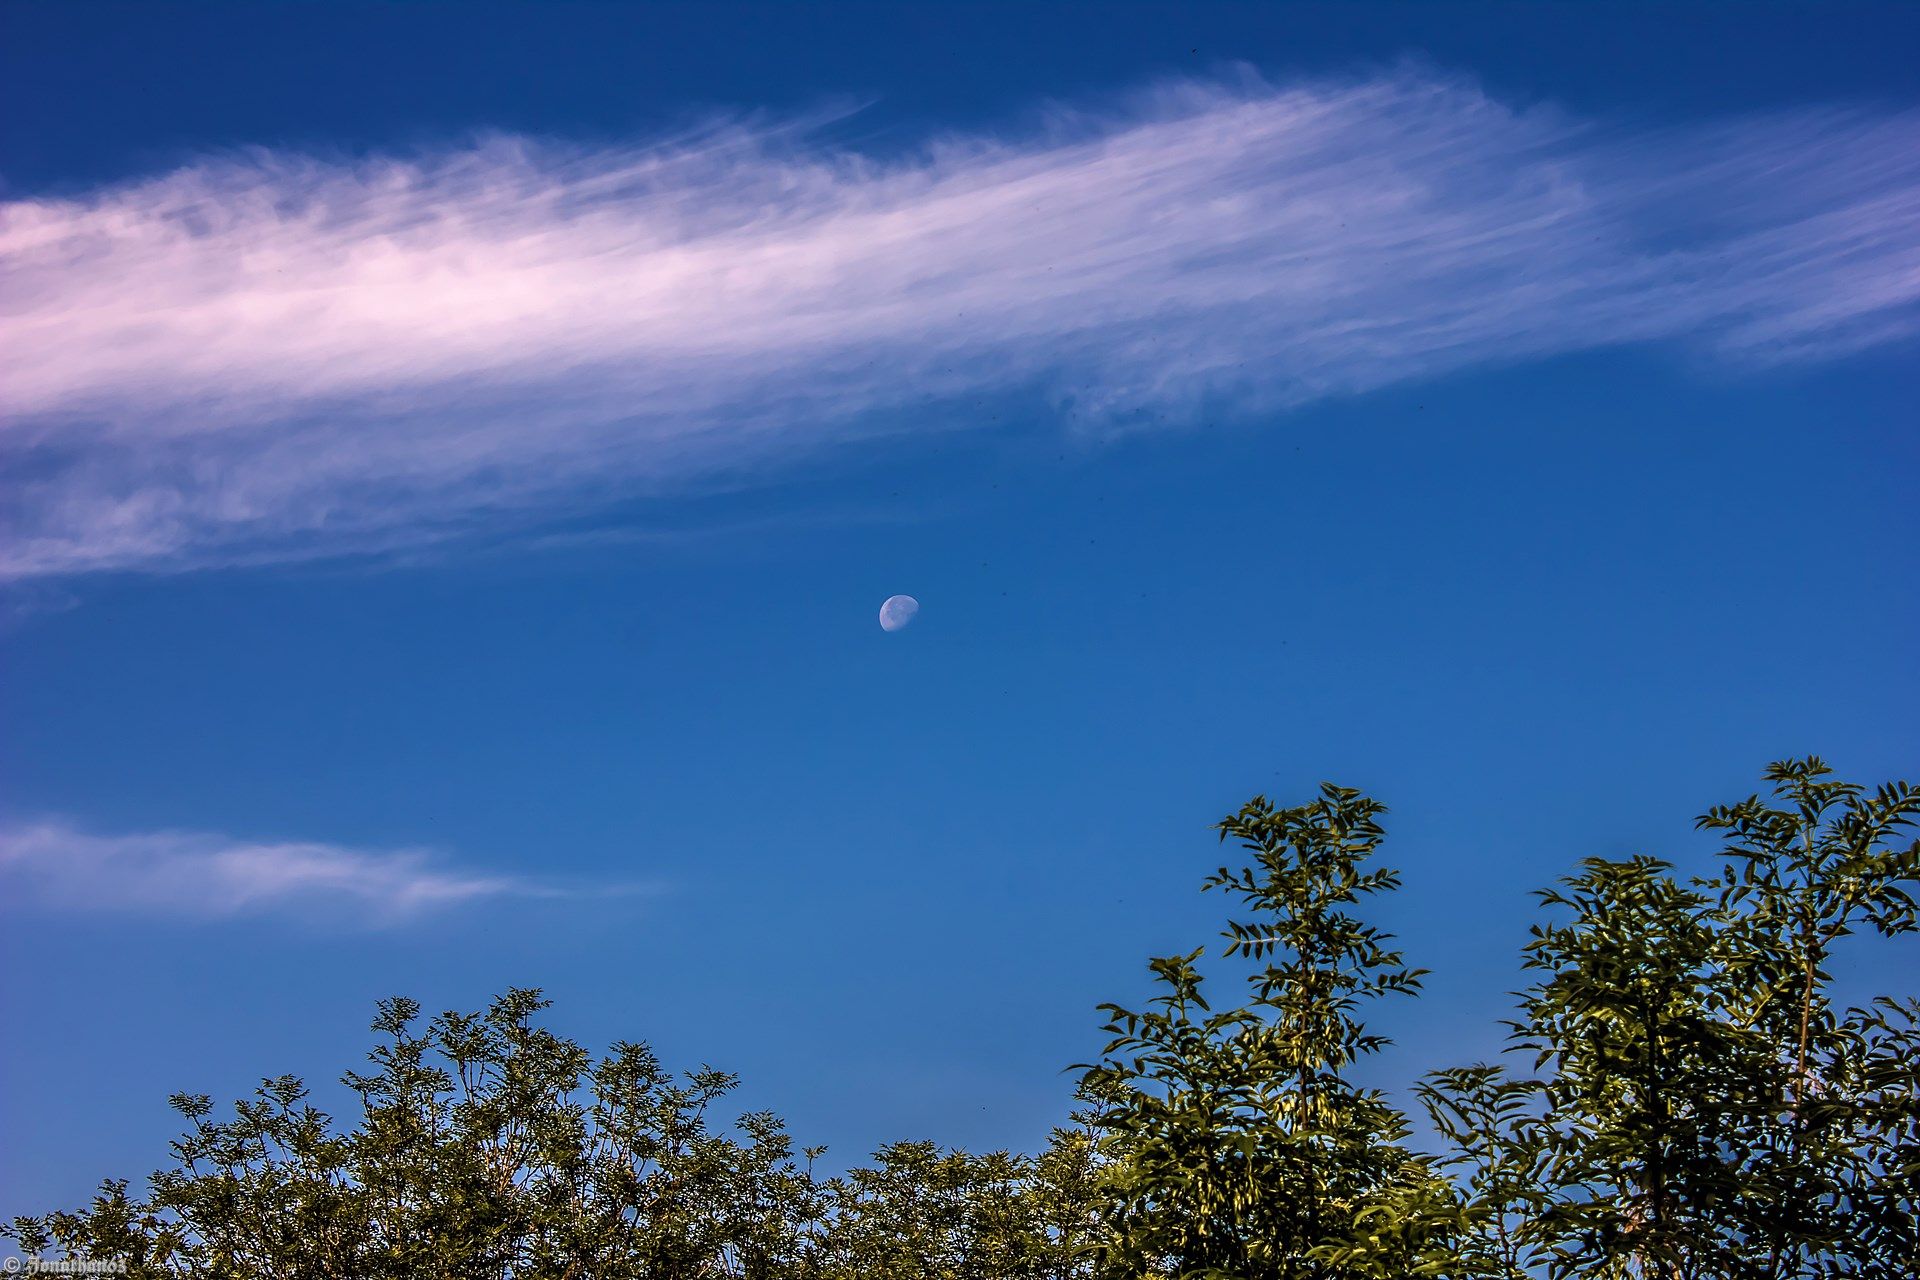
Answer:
[878, 594, 920, 632]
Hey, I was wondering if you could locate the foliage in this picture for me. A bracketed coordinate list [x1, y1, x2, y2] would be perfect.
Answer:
[8, 759, 1915, 1280]
[1420, 758, 1920, 1279]
[808, 1110, 1105, 1280]
[1080, 783, 1457, 1278]
[5, 990, 1097, 1279]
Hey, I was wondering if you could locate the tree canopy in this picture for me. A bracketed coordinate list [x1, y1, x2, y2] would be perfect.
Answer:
[9, 757, 1916, 1279]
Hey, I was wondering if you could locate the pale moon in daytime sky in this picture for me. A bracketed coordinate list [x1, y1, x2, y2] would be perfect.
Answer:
[878, 595, 919, 632]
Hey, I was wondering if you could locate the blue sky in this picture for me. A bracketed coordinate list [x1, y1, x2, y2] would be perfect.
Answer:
[3, 1, 1917, 1212]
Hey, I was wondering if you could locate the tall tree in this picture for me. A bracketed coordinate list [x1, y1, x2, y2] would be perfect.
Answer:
[5, 989, 1104, 1280]
[1425, 758, 1919, 1280]
[1082, 784, 1451, 1279]
[1694, 759, 1920, 1277]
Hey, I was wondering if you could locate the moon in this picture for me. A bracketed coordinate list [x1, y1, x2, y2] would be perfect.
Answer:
[878, 594, 920, 632]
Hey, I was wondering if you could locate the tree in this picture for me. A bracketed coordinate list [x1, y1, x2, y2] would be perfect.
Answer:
[7, 989, 824, 1278]
[1512, 854, 1772, 1278]
[10, 758, 1914, 1280]
[807, 1111, 1103, 1280]
[1081, 783, 1455, 1278]
[1422, 757, 1920, 1279]
[6, 989, 1101, 1280]
[1692, 759, 1920, 1277]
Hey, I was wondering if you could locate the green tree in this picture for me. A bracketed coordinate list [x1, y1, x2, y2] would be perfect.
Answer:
[1513, 854, 1772, 1278]
[1423, 757, 1919, 1279]
[807, 1111, 1103, 1280]
[7, 989, 828, 1278]
[1081, 783, 1454, 1279]
[1693, 759, 1920, 1277]
[6, 989, 1104, 1280]
[1412, 1063, 1555, 1279]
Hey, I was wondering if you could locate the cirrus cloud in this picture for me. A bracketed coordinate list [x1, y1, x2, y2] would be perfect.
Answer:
[0, 820, 558, 924]
[2, 69, 1916, 578]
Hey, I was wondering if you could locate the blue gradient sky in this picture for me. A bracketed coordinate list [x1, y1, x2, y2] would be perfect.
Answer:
[3, 2, 1917, 1212]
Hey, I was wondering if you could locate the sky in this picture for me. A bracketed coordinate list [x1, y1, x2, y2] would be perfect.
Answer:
[2, 0, 1918, 1213]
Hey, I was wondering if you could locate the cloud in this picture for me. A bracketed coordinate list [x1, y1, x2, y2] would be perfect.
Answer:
[2, 69, 1916, 578]
[0, 820, 553, 924]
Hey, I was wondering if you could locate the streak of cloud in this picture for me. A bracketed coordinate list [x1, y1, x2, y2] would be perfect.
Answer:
[0, 820, 558, 924]
[2, 70, 1915, 578]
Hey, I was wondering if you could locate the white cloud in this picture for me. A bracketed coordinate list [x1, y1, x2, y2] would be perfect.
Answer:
[2, 70, 1916, 578]
[0, 820, 549, 923]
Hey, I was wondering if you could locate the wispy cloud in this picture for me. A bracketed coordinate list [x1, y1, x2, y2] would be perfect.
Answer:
[0, 820, 553, 924]
[2, 69, 1916, 578]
